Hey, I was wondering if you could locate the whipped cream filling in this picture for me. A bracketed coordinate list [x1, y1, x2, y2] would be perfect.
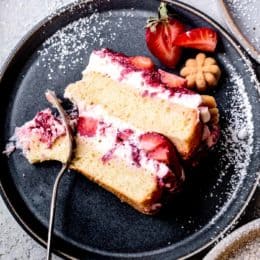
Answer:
[12, 108, 66, 152]
[78, 104, 172, 180]
[83, 49, 202, 109]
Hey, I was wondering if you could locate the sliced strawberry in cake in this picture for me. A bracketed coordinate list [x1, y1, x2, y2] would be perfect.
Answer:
[70, 105, 184, 214]
[77, 116, 98, 137]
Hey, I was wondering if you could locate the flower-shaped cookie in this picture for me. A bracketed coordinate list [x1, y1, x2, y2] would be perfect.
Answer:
[180, 53, 221, 92]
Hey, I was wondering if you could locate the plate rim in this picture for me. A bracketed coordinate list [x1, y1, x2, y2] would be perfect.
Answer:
[0, 0, 259, 259]
[218, 0, 260, 64]
[204, 218, 260, 259]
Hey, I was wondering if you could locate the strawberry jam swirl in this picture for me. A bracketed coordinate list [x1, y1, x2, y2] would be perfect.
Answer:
[13, 109, 66, 151]
[83, 48, 202, 109]
[77, 105, 184, 190]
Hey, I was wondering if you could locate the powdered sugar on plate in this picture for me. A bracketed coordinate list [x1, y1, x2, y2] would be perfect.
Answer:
[37, 5, 134, 80]
[180, 55, 257, 236]
[205, 55, 255, 227]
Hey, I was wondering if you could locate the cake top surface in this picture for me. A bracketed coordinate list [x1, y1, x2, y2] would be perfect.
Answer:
[84, 48, 203, 109]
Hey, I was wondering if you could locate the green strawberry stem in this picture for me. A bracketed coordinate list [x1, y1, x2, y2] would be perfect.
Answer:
[146, 2, 169, 32]
[158, 2, 168, 20]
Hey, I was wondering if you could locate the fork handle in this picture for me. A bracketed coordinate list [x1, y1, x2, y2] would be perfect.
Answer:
[46, 164, 67, 260]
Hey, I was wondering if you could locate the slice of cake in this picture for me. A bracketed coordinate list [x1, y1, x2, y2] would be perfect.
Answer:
[65, 48, 219, 160]
[7, 105, 184, 214]
[5, 49, 220, 215]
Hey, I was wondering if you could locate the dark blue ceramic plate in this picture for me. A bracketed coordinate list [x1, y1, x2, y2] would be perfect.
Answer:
[0, 0, 259, 259]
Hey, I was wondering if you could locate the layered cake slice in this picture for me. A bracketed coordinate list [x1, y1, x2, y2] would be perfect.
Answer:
[5, 48, 220, 214]
[65, 48, 219, 160]
[7, 104, 184, 214]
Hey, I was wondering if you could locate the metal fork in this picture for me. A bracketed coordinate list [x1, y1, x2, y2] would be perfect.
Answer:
[45, 90, 73, 260]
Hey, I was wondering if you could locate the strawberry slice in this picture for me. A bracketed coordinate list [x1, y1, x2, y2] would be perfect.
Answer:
[147, 145, 170, 164]
[139, 132, 183, 176]
[139, 132, 166, 152]
[77, 116, 98, 137]
[129, 56, 154, 70]
[174, 28, 217, 52]
[158, 69, 187, 88]
[145, 3, 185, 68]
[139, 132, 176, 164]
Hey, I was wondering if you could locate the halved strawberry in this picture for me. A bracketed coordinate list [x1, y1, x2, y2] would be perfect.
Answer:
[129, 56, 154, 70]
[145, 3, 185, 68]
[139, 132, 176, 164]
[174, 28, 217, 52]
[77, 116, 98, 137]
[139, 132, 183, 177]
[158, 69, 187, 88]
[139, 132, 166, 152]
[147, 145, 170, 164]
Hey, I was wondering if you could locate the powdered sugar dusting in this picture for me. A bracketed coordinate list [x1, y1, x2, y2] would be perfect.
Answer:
[37, 6, 134, 80]
[217, 62, 253, 176]
[205, 56, 255, 229]
[192, 55, 254, 232]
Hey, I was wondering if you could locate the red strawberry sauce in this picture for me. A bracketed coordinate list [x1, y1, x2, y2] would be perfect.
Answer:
[94, 48, 195, 96]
